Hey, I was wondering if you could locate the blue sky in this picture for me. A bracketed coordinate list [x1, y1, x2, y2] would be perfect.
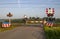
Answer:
[0, 0, 60, 19]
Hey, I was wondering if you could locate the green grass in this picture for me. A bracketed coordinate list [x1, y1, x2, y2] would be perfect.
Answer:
[44, 26, 60, 39]
[0, 26, 16, 32]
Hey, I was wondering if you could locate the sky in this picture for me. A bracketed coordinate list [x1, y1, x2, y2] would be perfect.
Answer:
[0, 0, 60, 19]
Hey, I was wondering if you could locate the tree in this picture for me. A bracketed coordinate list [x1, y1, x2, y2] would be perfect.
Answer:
[29, 17, 32, 19]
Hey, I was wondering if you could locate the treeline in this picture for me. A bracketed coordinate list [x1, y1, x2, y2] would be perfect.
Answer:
[3, 17, 41, 23]
[0, 17, 60, 23]
[55, 18, 60, 23]
[4, 19, 26, 23]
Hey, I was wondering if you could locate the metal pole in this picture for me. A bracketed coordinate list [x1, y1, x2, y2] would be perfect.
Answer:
[9, 18, 10, 24]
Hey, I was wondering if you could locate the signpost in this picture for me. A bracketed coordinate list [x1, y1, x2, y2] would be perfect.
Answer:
[7, 12, 13, 27]
[45, 8, 55, 27]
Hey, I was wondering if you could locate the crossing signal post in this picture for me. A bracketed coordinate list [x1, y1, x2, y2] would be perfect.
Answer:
[45, 8, 55, 27]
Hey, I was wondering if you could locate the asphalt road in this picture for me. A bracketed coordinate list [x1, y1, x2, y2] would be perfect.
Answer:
[0, 26, 45, 39]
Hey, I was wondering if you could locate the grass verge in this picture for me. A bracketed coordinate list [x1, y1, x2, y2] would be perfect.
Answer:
[44, 26, 60, 39]
[0, 26, 16, 32]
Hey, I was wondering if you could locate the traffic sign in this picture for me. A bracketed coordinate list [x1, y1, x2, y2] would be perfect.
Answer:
[46, 8, 54, 17]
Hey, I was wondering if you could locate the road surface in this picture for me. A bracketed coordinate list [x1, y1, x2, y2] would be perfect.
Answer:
[0, 26, 45, 39]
